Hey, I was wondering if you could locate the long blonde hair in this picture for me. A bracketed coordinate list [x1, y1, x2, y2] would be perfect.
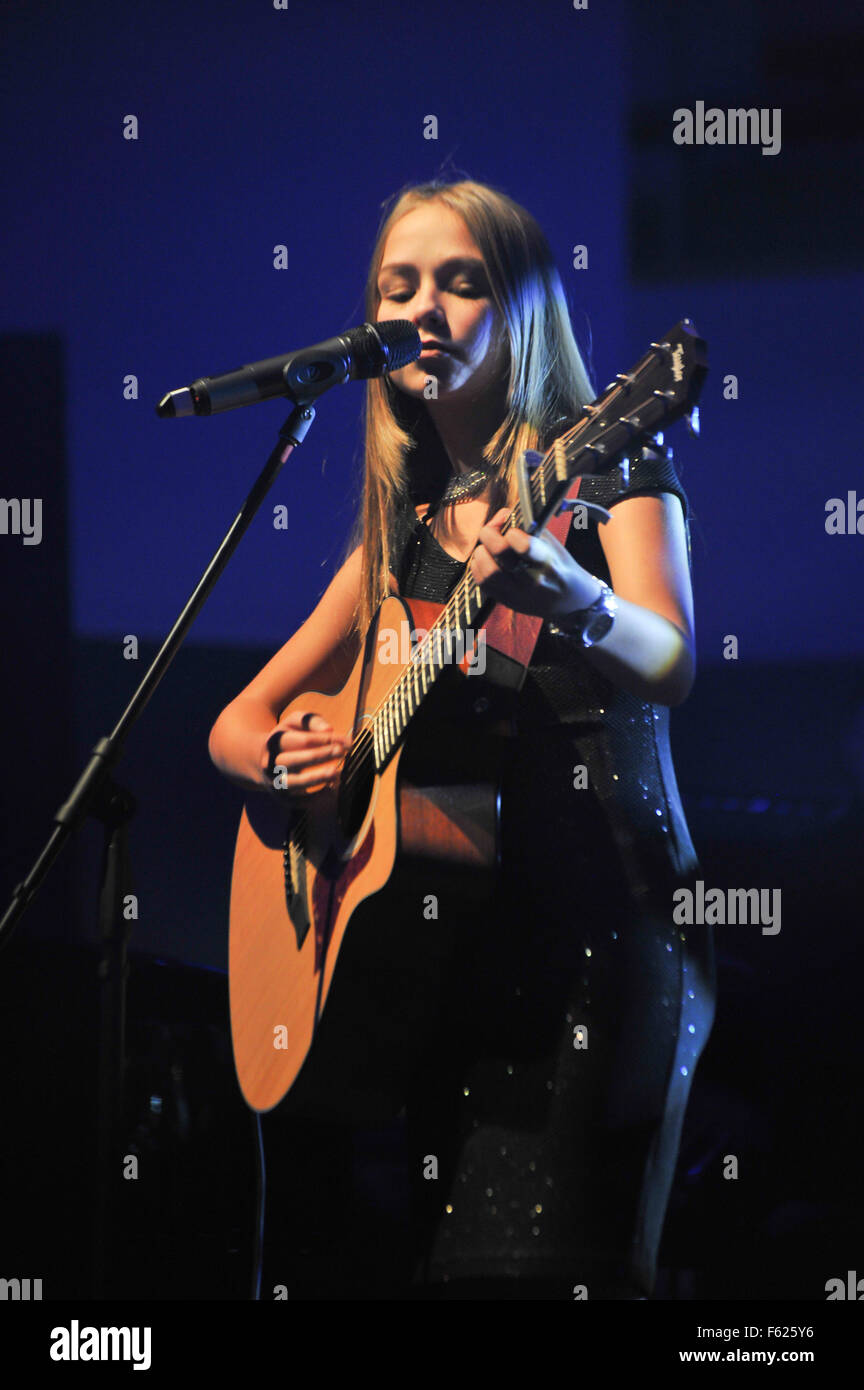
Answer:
[347, 178, 596, 638]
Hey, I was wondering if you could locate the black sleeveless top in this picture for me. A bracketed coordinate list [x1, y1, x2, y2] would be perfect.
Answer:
[388, 449, 700, 906]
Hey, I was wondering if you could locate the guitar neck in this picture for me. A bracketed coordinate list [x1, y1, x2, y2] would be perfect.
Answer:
[368, 573, 493, 773]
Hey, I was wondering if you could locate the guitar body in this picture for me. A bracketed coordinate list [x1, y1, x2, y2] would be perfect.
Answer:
[229, 594, 500, 1113]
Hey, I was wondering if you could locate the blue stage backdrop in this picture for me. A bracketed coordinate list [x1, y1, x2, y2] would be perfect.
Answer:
[3, 0, 860, 664]
[2, 0, 862, 973]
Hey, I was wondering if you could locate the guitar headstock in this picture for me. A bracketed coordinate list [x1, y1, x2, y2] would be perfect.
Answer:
[515, 319, 708, 533]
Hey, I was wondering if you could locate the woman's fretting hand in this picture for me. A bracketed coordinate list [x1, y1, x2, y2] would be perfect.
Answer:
[259, 711, 351, 797]
[469, 507, 602, 619]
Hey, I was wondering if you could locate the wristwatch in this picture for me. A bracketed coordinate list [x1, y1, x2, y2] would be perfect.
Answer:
[547, 582, 618, 648]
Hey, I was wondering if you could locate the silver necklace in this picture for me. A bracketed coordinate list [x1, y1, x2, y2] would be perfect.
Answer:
[439, 467, 492, 506]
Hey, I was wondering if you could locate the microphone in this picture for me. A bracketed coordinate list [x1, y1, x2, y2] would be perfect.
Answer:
[156, 320, 421, 417]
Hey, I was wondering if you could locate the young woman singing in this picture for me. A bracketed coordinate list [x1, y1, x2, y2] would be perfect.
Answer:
[209, 179, 715, 1300]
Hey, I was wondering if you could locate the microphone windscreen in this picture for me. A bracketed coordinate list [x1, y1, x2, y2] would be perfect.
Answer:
[351, 321, 420, 377]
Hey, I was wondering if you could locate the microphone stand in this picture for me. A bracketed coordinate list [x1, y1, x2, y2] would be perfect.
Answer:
[0, 397, 319, 1298]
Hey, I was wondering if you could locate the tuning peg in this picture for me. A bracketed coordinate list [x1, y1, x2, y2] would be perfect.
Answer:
[618, 413, 643, 434]
[641, 434, 672, 462]
[685, 406, 700, 436]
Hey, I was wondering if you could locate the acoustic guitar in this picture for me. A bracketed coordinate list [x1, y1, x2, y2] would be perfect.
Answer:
[228, 320, 708, 1110]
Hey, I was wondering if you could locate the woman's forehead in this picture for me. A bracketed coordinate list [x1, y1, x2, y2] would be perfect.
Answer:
[381, 203, 481, 264]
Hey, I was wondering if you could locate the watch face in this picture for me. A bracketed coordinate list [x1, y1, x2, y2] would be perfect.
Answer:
[583, 611, 615, 646]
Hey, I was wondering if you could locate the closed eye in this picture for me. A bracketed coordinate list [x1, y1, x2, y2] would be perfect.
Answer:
[379, 279, 485, 302]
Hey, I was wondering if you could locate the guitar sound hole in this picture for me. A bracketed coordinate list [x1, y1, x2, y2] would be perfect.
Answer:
[337, 749, 374, 842]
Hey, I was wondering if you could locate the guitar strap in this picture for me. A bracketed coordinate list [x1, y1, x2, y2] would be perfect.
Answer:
[479, 475, 583, 682]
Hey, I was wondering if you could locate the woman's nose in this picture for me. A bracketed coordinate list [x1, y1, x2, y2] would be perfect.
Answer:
[410, 281, 446, 325]
[412, 307, 447, 340]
